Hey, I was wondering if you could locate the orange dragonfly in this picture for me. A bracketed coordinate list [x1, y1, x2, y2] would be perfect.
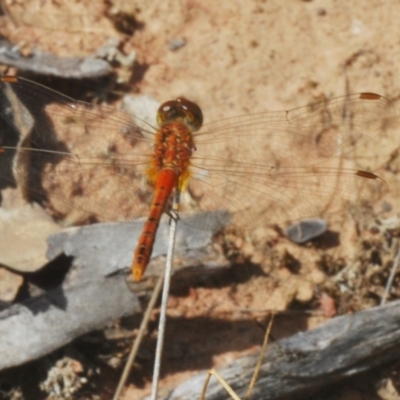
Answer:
[0, 76, 392, 280]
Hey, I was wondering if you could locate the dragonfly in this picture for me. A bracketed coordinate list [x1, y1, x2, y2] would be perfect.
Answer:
[0, 76, 393, 281]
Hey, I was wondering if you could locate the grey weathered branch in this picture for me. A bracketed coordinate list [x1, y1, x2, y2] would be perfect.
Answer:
[0, 39, 111, 79]
[0, 210, 230, 371]
[166, 300, 400, 400]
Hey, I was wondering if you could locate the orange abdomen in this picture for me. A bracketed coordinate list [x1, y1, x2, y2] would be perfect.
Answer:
[132, 168, 177, 281]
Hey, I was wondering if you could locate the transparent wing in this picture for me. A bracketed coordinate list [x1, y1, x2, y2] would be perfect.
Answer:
[188, 93, 393, 229]
[0, 76, 156, 224]
[0, 77, 393, 230]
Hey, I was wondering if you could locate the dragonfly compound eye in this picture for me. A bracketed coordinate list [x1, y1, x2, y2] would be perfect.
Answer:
[157, 97, 203, 131]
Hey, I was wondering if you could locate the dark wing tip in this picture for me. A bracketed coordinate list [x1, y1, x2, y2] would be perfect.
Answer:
[359, 92, 382, 100]
[356, 170, 387, 186]
[1, 76, 18, 83]
[356, 170, 379, 179]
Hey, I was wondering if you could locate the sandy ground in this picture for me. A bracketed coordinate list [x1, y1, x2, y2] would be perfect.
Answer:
[1, 0, 400, 399]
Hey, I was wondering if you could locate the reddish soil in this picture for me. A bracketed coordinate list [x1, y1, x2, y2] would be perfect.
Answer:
[1, 1, 400, 399]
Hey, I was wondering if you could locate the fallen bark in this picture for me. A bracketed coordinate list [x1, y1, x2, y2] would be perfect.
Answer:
[0, 210, 230, 371]
[166, 300, 400, 400]
[0, 38, 111, 79]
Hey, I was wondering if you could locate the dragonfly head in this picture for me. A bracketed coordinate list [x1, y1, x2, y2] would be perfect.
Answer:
[157, 97, 203, 131]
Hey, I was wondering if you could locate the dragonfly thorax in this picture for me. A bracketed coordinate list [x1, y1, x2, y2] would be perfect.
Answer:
[147, 121, 195, 188]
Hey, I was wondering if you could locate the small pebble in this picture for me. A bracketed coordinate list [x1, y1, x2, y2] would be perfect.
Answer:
[168, 38, 186, 51]
[242, 242, 255, 258]
[285, 218, 327, 244]
[250, 250, 264, 265]
[295, 280, 314, 303]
